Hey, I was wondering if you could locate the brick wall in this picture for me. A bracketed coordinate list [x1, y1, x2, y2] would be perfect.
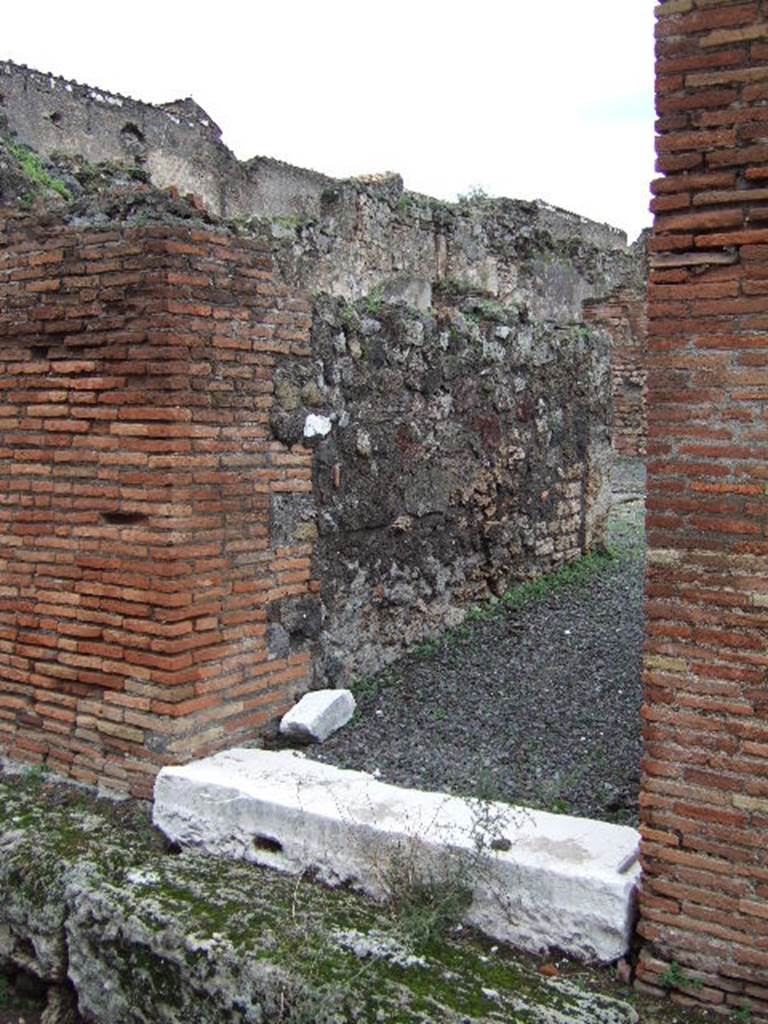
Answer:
[638, 1, 768, 1016]
[585, 287, 648, 459]
[0, 211, 314, 797]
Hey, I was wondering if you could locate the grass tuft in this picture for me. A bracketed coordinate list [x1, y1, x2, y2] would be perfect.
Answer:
[8, 141, 73, 202]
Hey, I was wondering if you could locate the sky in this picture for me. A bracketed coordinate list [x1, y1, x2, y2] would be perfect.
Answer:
[3, 1, 656, 242]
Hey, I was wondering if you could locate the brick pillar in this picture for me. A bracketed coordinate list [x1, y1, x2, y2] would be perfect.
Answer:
[0, 212, 314, 797]
[638, 1, 768, 1017]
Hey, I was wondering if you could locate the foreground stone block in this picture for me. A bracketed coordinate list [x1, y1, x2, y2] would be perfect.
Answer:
[1, 766, 644, 1024]
[279, 688, 356, 743]
[153, 749, 640, 963]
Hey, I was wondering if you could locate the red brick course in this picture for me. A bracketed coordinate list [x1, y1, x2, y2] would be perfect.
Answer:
[585, 289, 648, 458]
[0, 212, 313, 798]
[640, 1, 768, 1016]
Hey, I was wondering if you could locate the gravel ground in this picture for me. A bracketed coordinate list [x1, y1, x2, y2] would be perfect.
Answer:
[312, 501, 646, 825]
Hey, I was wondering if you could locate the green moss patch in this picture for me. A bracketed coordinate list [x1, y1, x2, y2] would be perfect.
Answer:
[0, 771, 718, 1023]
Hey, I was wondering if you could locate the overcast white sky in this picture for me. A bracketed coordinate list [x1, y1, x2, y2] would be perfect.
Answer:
[3, 1, 656, 241]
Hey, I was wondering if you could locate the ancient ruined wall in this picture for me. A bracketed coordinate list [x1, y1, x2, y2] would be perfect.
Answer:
[0, 58, 643, 791]
[0, 61, 649, 465]
[270, 295, 612, 685]
[267, 178, 647, 467]
[0, 198, 614, 783]
[268, 174, 638, 318]
[639, 1, 768, 1017]
[0, 61, 334, 221]
[0, 209, 314, 796]
[585, 283, 648, 459]
[1, 62, 644, 315]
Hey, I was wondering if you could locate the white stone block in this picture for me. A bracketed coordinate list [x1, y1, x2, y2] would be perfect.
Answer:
[279, 688, 356, 743]
[303, 414, 332, 438]
[153, 749, 640, 963]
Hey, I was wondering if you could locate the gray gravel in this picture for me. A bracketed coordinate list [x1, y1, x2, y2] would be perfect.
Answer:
[311, 501, 645, 825]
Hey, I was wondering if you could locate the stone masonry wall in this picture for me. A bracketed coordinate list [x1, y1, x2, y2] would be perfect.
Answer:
[0, 209, 314, 797]
[585, 283, 649, 459]
[1, 61, 649, 461]
[0, 61, 335, 221]
[1, 61, 642, 318]
[0, 192, 615, 788]
[267, 175, 637, 318]
[269, 295, 612, 686]
[638, 1, 768, 1017]
[0, 59, 638, 793]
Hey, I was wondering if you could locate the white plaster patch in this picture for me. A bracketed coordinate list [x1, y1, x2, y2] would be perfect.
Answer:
[153, 749, 641, 963]
[303, 414, 332, 438]
[279, 688, 356, 743]
[88, 90, 123, 107]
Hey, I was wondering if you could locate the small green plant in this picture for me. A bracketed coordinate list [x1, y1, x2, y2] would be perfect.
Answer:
[350, 667, 402, 708]
[412, 638, 438, 660]
[8, 141, 72, 202]
[383, 844, 473, 948]
[658, 961, 683, 990]
[273, 213, 304, 231]
[469, 297, 507, 323]
[537, 768, 580, 815]
[658, 960, 702, 992]
[363, 288, 384, 316]
[340, 302, 360, 331]
[351, 673, 382, 705]
[457, 184, 490, 203]
[730, 1008, 752, 1023]
[549, 797, 571, 815]
[21, 763, 50, 790]
[375, 792, 521, 951]
[396, 193, 414, 214]
[466, 601, 495, 623]
[452, 623, 471, 642]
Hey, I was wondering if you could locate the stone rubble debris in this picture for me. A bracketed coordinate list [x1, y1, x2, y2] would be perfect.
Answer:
[279, 688, 356, 743]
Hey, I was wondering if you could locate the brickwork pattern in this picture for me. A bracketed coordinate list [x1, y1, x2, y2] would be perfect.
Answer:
[639, 1, 768, 1016]
[585, 288, 648, 458]
[0, 212, 313, 797]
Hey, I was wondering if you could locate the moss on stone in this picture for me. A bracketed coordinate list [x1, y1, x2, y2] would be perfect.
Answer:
[0, 774, 715, 1023]
[6, 141, 72, 202]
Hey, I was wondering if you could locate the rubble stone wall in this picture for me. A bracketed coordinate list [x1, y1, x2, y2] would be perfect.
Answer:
[266, 175, 636, 313]
[270, 295, 612, 685]
[638, 1, 768, 1016]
